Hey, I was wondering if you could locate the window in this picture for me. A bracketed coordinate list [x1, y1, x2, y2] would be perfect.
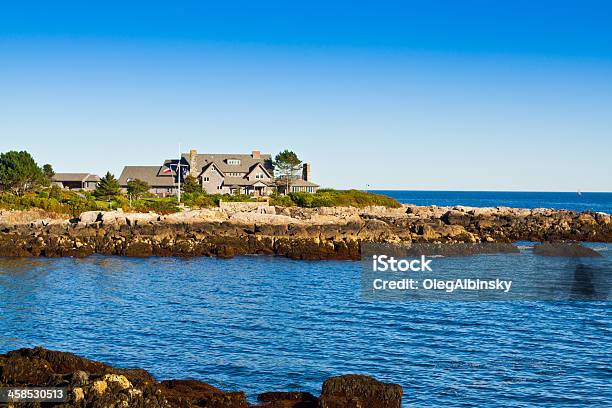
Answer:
[217, 185, 223, 190]
[255, 173, 264, 179]
[202, 177, 209, 182]
[227, 159, 241, 165]
[228, 172, 242, 177]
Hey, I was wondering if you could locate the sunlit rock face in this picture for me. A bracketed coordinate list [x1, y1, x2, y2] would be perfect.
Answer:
[0, 205, 609, 259]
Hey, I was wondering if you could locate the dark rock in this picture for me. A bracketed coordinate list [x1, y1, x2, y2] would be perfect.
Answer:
[441, 210, 473, 226]
[319, 374, 402, 408]
[256, 391, 318, 407]
[0, 348, 403, 408]
[0, 347, 248, 408]
[161, 380, 249, 408]
[533, 243, 602, 257]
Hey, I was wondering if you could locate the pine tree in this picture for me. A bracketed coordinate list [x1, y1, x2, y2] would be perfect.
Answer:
[273, 150, 302, 194]
[95, 171, 121, 200]
[182, 174, 202, 193]
[42, 164, 55, 180]
[126, 178, 150, 199]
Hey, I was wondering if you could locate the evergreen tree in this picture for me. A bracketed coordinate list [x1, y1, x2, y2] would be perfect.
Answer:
[126, 178, 150, 199]
[182, 174, 202, 193]
[0, 150, 46, 194]
[273, 150, 302, 193]
[42, 164, 55, 180]
[95, 171, 121, 200]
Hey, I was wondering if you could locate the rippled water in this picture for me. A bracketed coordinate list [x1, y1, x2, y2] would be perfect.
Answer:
[0, 254, 611, 407]
[377, 190, 612, 213]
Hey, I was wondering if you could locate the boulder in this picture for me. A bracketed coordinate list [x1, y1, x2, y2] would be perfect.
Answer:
[163, 209, 229, 223]
[257, 391, 318, 407]
[124, 212, 160, 226]
[0, 347, 250, 408]
[230, 212, 300, 225]
[318, 374, 402, 408]
[533, 243, 602, 257]
[80, 211, 102, 224]
[441, 210, 473, 226]
[101, 211, 127, 226]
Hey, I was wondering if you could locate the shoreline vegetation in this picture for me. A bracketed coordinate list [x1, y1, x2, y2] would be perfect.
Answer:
[0, 347, 403, 407]
[0, 149, 399, 217]
[0, 188, 401, 217]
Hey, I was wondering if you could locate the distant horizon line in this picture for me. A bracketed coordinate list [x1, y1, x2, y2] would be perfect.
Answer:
[366, 189, 612, 194]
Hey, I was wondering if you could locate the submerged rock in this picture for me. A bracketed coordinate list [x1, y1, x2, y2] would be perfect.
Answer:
[533, 242, 602, 257]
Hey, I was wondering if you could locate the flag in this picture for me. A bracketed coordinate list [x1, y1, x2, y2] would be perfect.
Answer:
[161, 166, 173, 174]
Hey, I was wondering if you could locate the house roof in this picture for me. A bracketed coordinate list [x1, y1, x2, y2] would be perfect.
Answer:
[199, 162, 225, 177]
[286, 179, 319, 187]
[246, 162, 273, 178]
[183, 153, 273, 175]
[84, 174, 101, 182]
[52, 173, 100, 182]
[118, 166, 176, 187]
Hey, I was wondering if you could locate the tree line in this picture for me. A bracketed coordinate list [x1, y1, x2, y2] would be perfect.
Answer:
[0, 149, 305, 199]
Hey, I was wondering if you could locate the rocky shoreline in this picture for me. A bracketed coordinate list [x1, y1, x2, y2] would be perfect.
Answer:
[0, 347, 402, 407]
[0, 204, 610, 259]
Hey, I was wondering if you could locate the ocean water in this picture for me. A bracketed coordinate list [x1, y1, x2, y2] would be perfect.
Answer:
[375, 191, 612, 214]
[1, 251, 610, 407]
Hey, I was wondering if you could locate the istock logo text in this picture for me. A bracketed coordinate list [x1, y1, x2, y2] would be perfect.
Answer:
[372, 255, 433, 272]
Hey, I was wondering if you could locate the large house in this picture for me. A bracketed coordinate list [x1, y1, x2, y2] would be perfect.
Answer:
[52, 173, 100, 190]
[118, 149, 319, 197]
[118, 166, 178, 197]
[182, 150, 274, 195]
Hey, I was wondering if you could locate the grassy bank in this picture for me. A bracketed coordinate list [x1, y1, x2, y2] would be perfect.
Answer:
[0, 188, 400, 216]
[271, 189, 401, 208]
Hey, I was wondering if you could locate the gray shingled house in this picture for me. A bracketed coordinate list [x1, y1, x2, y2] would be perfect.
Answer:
[51, 173, 100, 190]
[118, 166, 177, 197]
[183, 149, 318, 196]
[118, 149, 319, 197]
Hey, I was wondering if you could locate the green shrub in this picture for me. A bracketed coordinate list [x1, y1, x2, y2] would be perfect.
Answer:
[218, 193, 253, 203]
[287, 189, 400, 208]
[269, 193, 295, 207]
[288, 192, 314, 207]
[49, 185, 63, 200]
[182, 192, 217, 208]
[132, 197, 179, 214]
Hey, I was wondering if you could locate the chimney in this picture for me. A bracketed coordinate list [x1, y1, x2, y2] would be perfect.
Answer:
[302, 163, 311, 181]
[189, 149, 198, 177]
[251, 150, 261, 159]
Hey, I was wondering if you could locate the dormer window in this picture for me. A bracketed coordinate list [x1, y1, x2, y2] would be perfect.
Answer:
[227, 159, 241, 165]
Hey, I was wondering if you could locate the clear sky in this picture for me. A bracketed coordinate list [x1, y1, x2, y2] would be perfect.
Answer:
[1, 1, 611, 191]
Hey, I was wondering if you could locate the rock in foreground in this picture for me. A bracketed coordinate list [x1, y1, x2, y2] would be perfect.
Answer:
[319, 375, 403, 408]
[0, 347, 403, 408]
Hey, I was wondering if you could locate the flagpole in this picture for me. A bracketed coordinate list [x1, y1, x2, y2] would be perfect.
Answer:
[177, 144, 181, 203]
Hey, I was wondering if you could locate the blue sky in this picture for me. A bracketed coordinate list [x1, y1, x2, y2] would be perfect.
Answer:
[1, 1, 611, 191]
